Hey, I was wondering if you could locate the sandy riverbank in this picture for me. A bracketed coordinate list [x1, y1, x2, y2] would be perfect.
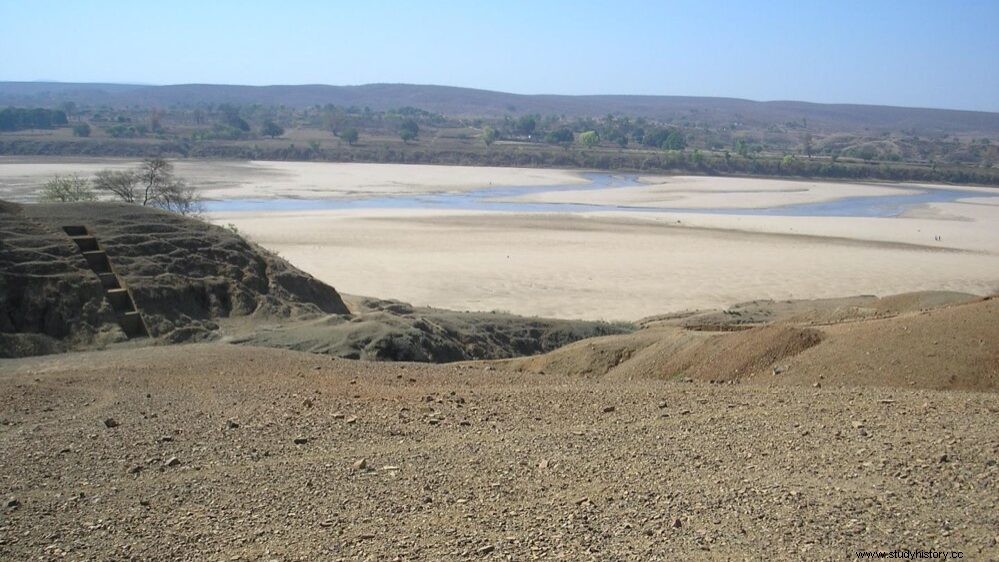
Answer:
[4, 159, 996, 320]
[0, 158, 586, 201]
[210, 207, 999, 321]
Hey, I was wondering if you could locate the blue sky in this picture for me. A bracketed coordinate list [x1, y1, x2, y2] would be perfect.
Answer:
[1, 0, 997, 111]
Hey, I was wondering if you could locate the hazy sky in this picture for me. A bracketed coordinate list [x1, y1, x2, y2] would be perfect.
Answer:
[2, 0, 997, 111]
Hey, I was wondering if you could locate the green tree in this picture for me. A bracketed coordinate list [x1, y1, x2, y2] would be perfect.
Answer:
[261, 120, 284, 138]
[545, 128, 574, 145]
[481, 126, 498, 146]
[341, 128, 359, 145]
[663, 130, 686, 151]
[578, 130, 600, 148]
[803, 133, 814, 158]
[40, 175, 96, 202]
[400, 119, 419, 143]
[735, 139, 749, 157]
[72, 123, 91, 137]
[516, 115, 537, 136]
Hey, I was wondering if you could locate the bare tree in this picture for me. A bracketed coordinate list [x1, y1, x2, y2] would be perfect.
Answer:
[93, 158, 202, 215]
[93, 169, 139, 203]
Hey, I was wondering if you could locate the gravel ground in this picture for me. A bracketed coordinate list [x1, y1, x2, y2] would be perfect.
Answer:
[1, 344, 997, 561]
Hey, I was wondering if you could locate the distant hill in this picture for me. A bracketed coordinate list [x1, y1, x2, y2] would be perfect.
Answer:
[2, 81, 999, 136]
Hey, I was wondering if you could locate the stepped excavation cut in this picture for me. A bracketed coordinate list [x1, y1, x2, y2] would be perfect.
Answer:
[62, 225, 148, 338]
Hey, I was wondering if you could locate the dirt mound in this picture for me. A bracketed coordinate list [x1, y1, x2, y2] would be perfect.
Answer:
[659, 325, 823, 382]
[1, 201, 349, 356]
[498, 293, 998, 391]
[231, 296, 631, 362]
[649, 291, 981, 331]
[777, 296, 998, 391]
[500, 324, 820, 382]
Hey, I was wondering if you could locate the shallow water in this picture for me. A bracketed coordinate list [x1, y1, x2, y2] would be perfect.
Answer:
[203, 172, 994, 218]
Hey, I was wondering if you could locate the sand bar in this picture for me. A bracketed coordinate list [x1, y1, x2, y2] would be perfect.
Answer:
[0, 158, 586, 201]
[499, 174, 997, 209]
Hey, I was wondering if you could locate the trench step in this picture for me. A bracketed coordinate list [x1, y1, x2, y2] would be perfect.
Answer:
[70, 235, 99, 252]
[106, 288, 136, 312]
[98, 272, 120, 290]
[62, 224, 148, 340]
[81, 250, 112, 273]
[118, 311, 148, 338]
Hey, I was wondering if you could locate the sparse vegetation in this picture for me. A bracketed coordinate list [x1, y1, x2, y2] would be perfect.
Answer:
[71, 122, 91, 137]
[2, 87, 998, 185]
[92, 158, 202, 215]
[261, 120, 284, 138]
[399, 119, 419, 143]
[341, 128, 359, 145]
[39, 175, 96, 202]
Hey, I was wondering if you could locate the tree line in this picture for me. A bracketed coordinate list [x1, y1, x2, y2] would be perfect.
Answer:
[0, 107, 68, 132]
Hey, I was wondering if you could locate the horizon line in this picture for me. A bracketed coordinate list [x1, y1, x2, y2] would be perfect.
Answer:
[1, 79, 995, 114]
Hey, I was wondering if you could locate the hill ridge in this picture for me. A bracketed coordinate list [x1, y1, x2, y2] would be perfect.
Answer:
[3, 81, 998, 134]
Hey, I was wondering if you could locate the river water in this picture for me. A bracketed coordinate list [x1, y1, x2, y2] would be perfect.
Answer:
[203, 173, 994, 218]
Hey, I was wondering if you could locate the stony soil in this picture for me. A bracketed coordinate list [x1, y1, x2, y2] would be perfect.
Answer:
[1, 344, 997, 561]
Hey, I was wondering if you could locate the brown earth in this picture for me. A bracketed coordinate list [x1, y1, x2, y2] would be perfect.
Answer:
[0, 344, 997, 560]
[498, 293, 998, 392]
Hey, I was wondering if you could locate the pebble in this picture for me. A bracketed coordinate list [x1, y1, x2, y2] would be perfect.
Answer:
[6, 497, 19, 509]
[476, 544, 495, 555]
[103, 418, 119, 428]
[352, 458, 368, 471]
[293, 437, 309, 445]
[672, 517, 683, 529]
[164, 457, 181, 467]
[602, 406, 616, 413]
[226, 420, 240, 429]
